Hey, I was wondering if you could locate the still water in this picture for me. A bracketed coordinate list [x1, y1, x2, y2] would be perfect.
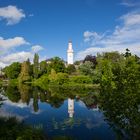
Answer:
[0, 84, 116, 140]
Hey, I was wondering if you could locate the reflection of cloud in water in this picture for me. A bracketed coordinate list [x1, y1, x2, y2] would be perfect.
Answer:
[2, 94, 31, 108]
[3, 97, 44, 115]
[50, 117, 82, 131]
[0, 108, 28, 121]
[4, 99, 28, 108]
[85, 113, 105, 129]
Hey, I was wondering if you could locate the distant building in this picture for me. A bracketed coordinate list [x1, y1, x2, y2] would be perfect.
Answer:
[46, 58, 52, 64]
[68, 98, 74, 118]
[67, 41, 74, 64]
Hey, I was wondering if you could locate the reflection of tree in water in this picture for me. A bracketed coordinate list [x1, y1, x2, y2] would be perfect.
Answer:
[5, 84, 20, 102]
[100, 87, 140, 140]
[51, 117, 81, 131]
[0, 117, 46, 140]
[3, 84, 98, 113]
[33, 87, 39, 112]
[81, 92, 98, 109]
[18, 83, 31, 105]
[47, 95, 65, 108]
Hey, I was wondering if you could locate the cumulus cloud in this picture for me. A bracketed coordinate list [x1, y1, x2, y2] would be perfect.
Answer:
[76, 11, 140, 60]
[0, 62, 6, 68]
[0, 35, 45, 67]
[0, 37, 29, 51]
[31, 45, 44, 53]
[84, 31, 105, 43]
[0, 51, 33, 66]
[0, 5, 25, 25]
[120, 0, 140, 7]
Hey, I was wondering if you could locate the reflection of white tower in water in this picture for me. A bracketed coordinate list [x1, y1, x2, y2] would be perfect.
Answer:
[68, 98, 74, 118]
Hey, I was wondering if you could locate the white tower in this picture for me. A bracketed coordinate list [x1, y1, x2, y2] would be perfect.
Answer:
[68, 98, 74, 118]
[67, 41, 74, 64]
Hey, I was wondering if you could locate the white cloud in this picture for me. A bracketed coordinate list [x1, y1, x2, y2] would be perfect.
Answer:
[31, 45, 44, 53]
[0, 37, 44, 67]
[120, 0, 140, 7]
[0, 37, 29, 51]
[84, 31, 105, 43]
[0, 62, 6, 68]
[0, 5, 25, 25]
[76, 11, 140, 60]
[0, 109, 25, 121]
[0, 51, 33, 66]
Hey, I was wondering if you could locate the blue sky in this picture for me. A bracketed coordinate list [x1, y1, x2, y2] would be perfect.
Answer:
[0, 0, 140, 67]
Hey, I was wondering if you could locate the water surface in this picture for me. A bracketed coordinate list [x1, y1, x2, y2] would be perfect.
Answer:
[0, 84, 116, 140]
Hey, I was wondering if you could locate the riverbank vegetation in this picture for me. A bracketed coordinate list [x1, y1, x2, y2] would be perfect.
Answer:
[1, 49, 139, 89]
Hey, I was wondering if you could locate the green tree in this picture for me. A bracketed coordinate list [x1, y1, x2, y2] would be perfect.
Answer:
[66, 64, 76, 74]
[3, 62, 21, 79]
[18, 84, 31, 104]
[6, 85, 20, 102]
[83, 55, 97, 68]
[47, 57, 66, 73]
[33, 87, 39, 112]
[124, 48, 131, 58]
[33, 53, 39, 79]
[27, 58, 33, 76]
[18, 61, 31, 83]
[39, 60, 47, 76]
[48, 69, 57, 83]
[79, 61, 94, 76]
[55, 73, 69, 85]
[99, 55, 140, 140]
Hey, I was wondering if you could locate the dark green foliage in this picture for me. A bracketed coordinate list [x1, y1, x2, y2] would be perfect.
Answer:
[3, 62, 21, 79]
[99, 54, 140, 140]
[74, 60, 82, 65]
[6, 85, 20, 102]
[66, 64, 76, 74]
[33, 53, 39, 79]
[0, 117, 46, 140]
[102, 51, 123, 62]
[33, 88, 39, 112]
[47, 57, 66, 73]
[124, 48, 131, 58]
[27, 58, 33, 76]
[83, 55, 97, 68]
[39, 60, 47, 75]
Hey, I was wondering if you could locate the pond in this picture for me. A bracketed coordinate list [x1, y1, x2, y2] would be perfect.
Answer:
[0, 84, 139, 140]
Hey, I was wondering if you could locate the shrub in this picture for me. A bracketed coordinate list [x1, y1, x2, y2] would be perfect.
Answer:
[55, 73, 69, 85]
[70, 75, 92, 84]
[66, 64, 76, 74]
[35, 74, 50, 85]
